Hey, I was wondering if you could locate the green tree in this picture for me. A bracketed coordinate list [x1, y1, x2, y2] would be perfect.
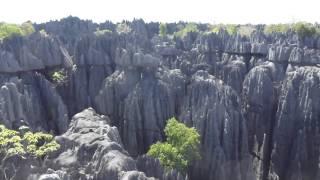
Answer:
[20, 21, 35, 35]
[116, 22, 132, 34]
[0, 22, 35, 40]
[0, 23, 23, 40]
[174, 23, 199, 38]
[264, 24, 290, 34]
[159, 23, 167, 37]
[293, 22, 316, 38]
[51, 70, 66, 84]
[0, 124, 60, 179]
[147, 117, 200, 173]
[210, 24, 238, 35]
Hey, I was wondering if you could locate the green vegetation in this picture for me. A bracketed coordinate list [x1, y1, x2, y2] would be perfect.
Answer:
[211, 24, 238, 35]
[292, 22, 317, 37]
[94, 28, 113, 36]
[238, 25, 256, 37]
[0, 23, 23, 40]
[264, 24, 291, 34]
[0, 124, 59, 179]
[0, 22, 35, 40]
[159, 23, 167, 37]
[0, 124, 59, 158]
[174, 23, 199, 38]
[116, 22, 132, 34]
[39, 29, 49, 36]
[20, 21, 35, 36]
[209, 24, 255, 36]
[264, 22, 319, 37]
[51, 70, 66, 84]
[147, 117, 200, 173]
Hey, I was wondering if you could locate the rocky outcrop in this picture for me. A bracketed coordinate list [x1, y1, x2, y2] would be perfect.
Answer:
[0, 18, 320, 180]
[288, 47, 320, 65]
[0, 73, 68, 133]
[0, 32, 72, 73]
[179, 70, 253, 180]
[32, 108, 184, 180]
[95, 49, 185, 156]
[269, 67, 320, 180]
[44, 108, 138, 180]
[242, 62, 284, 180]
[58, 33, 116, 116]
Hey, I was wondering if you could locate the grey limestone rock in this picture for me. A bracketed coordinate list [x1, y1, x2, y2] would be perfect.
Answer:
[269, 66, 320, 180]
[179, 70, 254, 180]
[1, 19, 320, 180]
[95, 63, 185, 155]
[0, 33, 72, 73]
[268, 45, 293, 63]
[43, 108, 162, 180]
[0, 73, 68, 133]
[242, 62, 284, 180]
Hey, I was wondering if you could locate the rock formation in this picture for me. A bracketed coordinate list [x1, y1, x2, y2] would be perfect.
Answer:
[0, 17, 319, 180]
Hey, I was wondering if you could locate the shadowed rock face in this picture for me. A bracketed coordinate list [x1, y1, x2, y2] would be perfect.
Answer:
[0, 17, 320, 180]
[0, 32, 72, 73]
[0, 73, 68, 134]
[95, 48, 185, 156]
[242, 62, 285, 180]
[269, 67, 320, 180]
[180, 70, 253, 180]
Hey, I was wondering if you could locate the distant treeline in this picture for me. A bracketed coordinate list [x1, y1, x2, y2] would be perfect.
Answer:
[1, 17, 319, 41]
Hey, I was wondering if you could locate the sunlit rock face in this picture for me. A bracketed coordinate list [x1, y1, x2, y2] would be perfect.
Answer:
[0, 17, 319, 180]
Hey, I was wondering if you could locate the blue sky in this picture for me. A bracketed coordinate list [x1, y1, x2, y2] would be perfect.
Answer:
[0, 0, 319, 24]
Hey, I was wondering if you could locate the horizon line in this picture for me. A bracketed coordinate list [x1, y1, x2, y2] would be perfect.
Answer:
[1, 15, 319, 25]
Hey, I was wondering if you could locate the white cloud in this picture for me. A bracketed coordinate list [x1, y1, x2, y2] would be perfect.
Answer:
[0, 0, 319, 24]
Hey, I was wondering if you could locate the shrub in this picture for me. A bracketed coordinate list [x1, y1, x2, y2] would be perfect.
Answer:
[174, 23, 199, 38]
[159, 23, 167, 37]
[225, 24, 238, 35]
[51, 70, 66, 84]
[0, 22, 35, 40]
[292, 22, 317, 37]
[0, 124, 60, 179]
[0, 124, 60, 158]
[0, 23, 23, 40]
[94, 28, 113, 36]
[264, 24, 290, 34]
[39, 29, 49, 36]
[20, 21, 35, 35]
[116, 22, 132, 34]
[147, 117, 200, 173]
[210, 24, 238, 35]
[238, 25, 256, 37]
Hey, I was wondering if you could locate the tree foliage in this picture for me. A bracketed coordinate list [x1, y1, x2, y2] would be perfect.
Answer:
[0, 124, 60, 158]
[264, 24, 291, 34]
[159, 23, 167, 37]
[0, 22, 35, 40]
[147, 117, 200, 173]
[20, 21, 35, 36]
[0, 23, 23, 40]
[264, 22, 319, 37]
[51, 70, 66, 84]
[116, 22, 132, 34]
[174, 23, 199, 38]
[0, 124, 59, 180]
[94, 28, 113, 36]
[211, 24, 238, 35]
[292, 22, 317, 37]
[238, 25, 256, 37]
